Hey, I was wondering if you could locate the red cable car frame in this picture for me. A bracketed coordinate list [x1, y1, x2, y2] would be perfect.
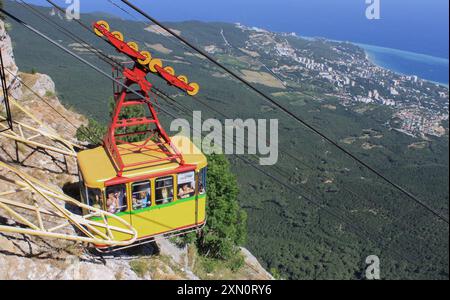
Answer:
[93, 21, 200, 177]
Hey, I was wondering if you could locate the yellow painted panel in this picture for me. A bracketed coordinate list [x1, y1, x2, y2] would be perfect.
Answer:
[78, 135, 207, 188]
[89, 196, 206, 242]
[131, 195, 206, 238]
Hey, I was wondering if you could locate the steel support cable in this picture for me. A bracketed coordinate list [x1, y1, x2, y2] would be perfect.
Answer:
[105, 0, 200, 57]
[47, 0, 171, 58]
[159, 88, 446, 253]
[155, 86, 447, 255]
[154, 81, 436, 264]
[155, 86, 445, 263]
[0, 8, 193, 138]
[46, 0, 125, 61]
[17, 1, 208, 147]
[17, 0, 118, 68]
[3, 7, 443, 269]
[101, 0, 329, 179]
[93, 2, 444, 236]
[45, 0, 281, 158]
[9, 1, 120, 145]
[156, 90, 423, 269]
[2, 8, 368, 231]
[119, 0, 449, 224]
[15, 1, 344, 199]
[12, 4, 448, 262]
[103, 0, 442, 236]
[0, 50, 14, 131]
[45, 0, 192, 100]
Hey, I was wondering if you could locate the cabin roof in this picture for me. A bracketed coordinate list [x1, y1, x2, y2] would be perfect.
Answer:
[78, 135, 207, 188]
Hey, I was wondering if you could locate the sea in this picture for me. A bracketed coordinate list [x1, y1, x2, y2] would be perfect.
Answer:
[356, 43, 449, 86]
[23, 0, 450, 86]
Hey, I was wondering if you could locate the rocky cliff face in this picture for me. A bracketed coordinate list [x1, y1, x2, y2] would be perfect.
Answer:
[0, 19, 272, 280]
[1, 19, 21, 99]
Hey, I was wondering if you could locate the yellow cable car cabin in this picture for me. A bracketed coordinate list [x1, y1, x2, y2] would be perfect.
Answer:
[77, 136, 207, 249]
[77, 20, 208, 250]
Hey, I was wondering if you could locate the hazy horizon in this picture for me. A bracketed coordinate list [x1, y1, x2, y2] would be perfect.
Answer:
[18, 0, 450, 59]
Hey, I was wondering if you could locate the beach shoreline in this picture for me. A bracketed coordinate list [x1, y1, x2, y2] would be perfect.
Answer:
[356, 43, 449, 87]
[296, 34, 449, 87]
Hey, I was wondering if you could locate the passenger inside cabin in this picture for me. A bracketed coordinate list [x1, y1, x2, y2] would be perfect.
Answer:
[177, 171, 196, 199]
[132, 181, 151, 210]
[115, 190, 123, 210]
[132, 191, 151, 210]
[106, 184, 127, 214]
[132, 195, 138, 209]
[92, 194, 101, 209]
[106, 192, 118, 214]
[155, 176, 174, 205]
[198, 183, 205, 195]
[160, 187, 172, 204]
[87, 188, 102, 209]
[139, 191, 150, 207]
[178, 183, 195, 199]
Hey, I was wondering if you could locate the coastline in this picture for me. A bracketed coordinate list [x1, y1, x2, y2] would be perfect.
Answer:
[355, 43, 449, 87]
[297, 34, 449, 87]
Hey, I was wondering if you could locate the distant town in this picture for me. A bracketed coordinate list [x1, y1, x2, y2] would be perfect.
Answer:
[219, 24, 449, 139]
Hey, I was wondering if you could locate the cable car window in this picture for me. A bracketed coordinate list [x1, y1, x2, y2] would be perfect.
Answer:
[155, 176, 173, 205]
[178, 171, 195, 199]
[87, 188, 102, 209]
[199, 168, 207, 195]
[132, 181, 151, 210]
[105, 184, 127, 214]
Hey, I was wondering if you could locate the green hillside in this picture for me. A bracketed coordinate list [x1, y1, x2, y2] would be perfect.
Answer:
[4, 1, 448, 279]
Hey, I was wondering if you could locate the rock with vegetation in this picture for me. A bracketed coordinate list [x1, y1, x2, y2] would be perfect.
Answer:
[0, 16, 21, 99]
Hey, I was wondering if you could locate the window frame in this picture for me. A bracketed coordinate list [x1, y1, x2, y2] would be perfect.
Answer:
[104, 184, 128, 214]
[155, 175, 174, 205]
[131, 180, 152, 210]
[177, 171, 196, 199]
[87, 187, 103, 209]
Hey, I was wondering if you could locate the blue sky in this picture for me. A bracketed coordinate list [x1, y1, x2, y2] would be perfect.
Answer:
[21, 0, 450, 58]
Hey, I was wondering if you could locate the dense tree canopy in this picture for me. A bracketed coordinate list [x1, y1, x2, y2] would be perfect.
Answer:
[197, 153, 247, 260]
